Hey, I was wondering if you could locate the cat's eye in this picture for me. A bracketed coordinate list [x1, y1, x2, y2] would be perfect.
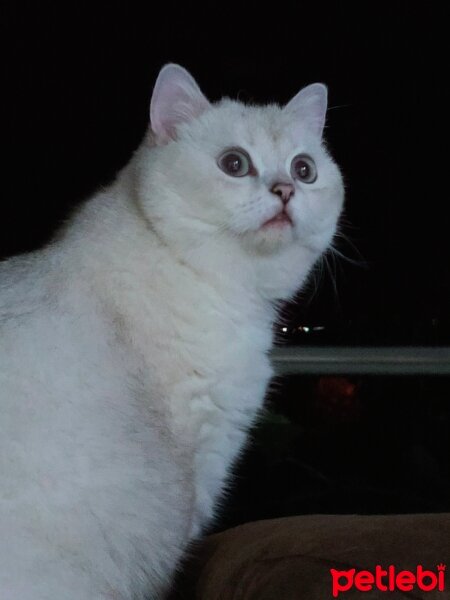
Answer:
[217, 149, 252, 177]
[291, 155, 317, 183]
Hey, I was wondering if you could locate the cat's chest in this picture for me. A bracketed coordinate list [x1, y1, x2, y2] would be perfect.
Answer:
[126, 271, 274, 402]
[151, 286, 274, 415]
[125, 280, 274, 525]
[165, 303, 274, 529]
[188, 351, 272, 531]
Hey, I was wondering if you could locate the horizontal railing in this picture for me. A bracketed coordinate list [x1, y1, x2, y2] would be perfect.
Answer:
[271, 346, 450, 375]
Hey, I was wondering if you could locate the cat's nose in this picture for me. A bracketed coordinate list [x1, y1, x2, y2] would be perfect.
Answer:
[271, 182, 295, 204]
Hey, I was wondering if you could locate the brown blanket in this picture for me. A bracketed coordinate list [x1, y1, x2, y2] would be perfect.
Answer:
[169, 514, 450, 599]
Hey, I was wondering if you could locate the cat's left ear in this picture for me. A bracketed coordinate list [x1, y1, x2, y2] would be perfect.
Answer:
[150, 64, 211, 145]
[284, 83, 328, 138]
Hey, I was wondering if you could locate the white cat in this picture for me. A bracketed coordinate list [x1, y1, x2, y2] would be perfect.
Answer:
[0, 64, 344, 599]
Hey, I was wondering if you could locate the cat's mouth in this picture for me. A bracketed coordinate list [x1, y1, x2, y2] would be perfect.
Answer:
[262, 210, 293, 229]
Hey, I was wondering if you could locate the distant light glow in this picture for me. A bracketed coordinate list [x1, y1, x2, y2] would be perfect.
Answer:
[282, 327, 288, 332]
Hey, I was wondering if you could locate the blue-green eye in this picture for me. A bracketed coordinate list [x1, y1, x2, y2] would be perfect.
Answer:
[291, 154, 317, 183]
[218, 149, 251, 177]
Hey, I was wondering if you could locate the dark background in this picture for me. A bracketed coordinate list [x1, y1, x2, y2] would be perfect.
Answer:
[2, 2, 449, 346]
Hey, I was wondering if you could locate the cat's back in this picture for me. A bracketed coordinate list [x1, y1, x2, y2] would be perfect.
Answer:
[0, 241, 117, 398]
[0, 250, 53, 323]
[1, 246, 76, 360]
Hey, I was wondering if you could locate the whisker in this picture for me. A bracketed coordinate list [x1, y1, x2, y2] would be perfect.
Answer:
[331, 230, 367, 268]
[302, 255, 324, 306]
[323, 250, 339, 303]
[327, 103, 353, 111]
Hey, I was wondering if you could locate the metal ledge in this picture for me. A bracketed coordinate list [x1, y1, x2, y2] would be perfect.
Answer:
[271, 346, 450, 375]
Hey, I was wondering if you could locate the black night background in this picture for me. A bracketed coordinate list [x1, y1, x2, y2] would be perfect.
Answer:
[2, 2, 450, 524]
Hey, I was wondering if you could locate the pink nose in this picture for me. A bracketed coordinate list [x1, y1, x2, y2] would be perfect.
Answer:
[271, 182, 295, 204]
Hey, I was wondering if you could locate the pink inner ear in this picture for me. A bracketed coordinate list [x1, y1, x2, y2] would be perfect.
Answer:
[150, 64, 210, 145]
[284, 83, 328, 137]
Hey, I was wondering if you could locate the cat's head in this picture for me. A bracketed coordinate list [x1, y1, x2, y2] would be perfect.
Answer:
[139, 64, 343, 263]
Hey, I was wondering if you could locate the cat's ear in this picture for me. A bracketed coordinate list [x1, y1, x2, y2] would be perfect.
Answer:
[150, 64, 211, 145]
[284, 83, 328, 138]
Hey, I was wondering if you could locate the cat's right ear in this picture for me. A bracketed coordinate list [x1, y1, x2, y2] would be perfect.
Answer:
[150, 64, 210, 145]
[284, 83, 328, 138]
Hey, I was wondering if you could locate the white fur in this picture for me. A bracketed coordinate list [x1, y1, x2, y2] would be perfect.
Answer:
[0, 65, 344, 599]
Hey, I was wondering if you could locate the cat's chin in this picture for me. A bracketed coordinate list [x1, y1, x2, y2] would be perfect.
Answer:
[242, 222, 295, 255]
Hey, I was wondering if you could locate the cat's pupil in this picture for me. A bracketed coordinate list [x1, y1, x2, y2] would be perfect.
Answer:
[227, 155, 241, 172]
[298, 162, 309, 178]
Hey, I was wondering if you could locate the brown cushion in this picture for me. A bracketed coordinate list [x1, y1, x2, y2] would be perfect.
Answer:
[170, 514, 450, 599]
